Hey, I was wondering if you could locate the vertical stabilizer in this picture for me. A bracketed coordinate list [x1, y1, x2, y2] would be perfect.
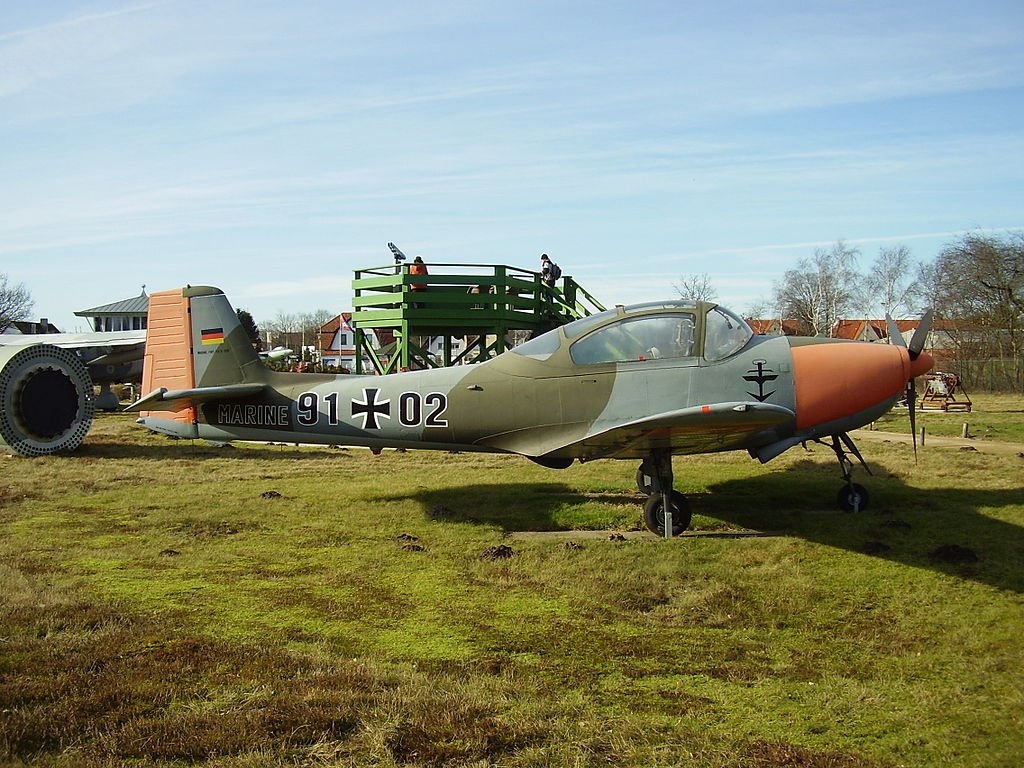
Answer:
[140, 286, 262, 422]
[186, 287, 262, 387]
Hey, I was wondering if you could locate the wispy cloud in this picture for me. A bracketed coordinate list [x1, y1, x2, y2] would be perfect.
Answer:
[0, 3, 171, 99]
[5, 1, 1023, 331]
[0, 2, 165, 42]
[240, 275, 354, 300]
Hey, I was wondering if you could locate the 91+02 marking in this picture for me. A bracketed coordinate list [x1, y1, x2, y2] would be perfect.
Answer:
[296, 388, 448, 430]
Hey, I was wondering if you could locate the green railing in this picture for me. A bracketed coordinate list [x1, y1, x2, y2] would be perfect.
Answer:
[351, 263, 605, 373]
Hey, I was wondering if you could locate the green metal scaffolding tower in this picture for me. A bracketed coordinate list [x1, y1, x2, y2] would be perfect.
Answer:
[351, 262, 605, 374]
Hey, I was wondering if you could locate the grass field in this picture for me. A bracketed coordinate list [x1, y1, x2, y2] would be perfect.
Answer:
[2, 405, 1023, 767]
[875, 394, 1024, 443]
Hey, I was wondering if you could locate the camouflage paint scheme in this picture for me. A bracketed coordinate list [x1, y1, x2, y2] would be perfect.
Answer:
[128, 286, 933, 533]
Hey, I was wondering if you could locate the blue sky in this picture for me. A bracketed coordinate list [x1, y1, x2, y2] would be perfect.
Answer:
[2, 0, 1022, 331]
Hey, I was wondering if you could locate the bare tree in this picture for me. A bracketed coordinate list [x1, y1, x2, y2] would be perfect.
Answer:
[262, 309, 336, 361]
[0, 274, 34, 333]
[864, 245, 916, 318]
[745, 299, 771, 320]
[262, 312, 300, 348]
[674, 273, 717, 303]
[745, 297, 782, 324]
[772, 241, 861, 335]
[927, 231, 1024, 390]
[299, 309, 335, 338]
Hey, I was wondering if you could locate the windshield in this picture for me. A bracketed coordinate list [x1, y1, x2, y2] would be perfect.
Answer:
[704, 306, 753, 361]
[510, 327, 562, 360]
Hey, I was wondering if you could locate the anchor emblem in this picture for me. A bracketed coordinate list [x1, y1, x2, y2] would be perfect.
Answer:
[742, 359, 778, 402]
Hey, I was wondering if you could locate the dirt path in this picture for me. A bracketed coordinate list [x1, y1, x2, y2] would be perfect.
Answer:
[852, 429, 1024, 456]
[508, 529, 784, 542]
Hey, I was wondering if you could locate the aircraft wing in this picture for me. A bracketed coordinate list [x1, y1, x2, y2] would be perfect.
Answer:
[584, 401, 796, 457]
[481, 401, 795, 460]
[0, 330, 146, 349]
[0, 331, 146, 364]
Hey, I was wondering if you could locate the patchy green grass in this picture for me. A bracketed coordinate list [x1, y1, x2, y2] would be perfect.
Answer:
[875, 393, 1024, 442]
[1, 408, 1023, 767]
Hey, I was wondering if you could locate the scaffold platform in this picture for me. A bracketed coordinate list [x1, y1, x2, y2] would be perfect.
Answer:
[351, 262, 605, 374]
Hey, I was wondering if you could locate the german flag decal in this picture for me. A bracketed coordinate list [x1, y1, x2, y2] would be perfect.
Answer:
[201, 328, 225, 345]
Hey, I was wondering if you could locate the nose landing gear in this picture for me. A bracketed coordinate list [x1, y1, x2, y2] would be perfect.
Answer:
[816, 433, 872, 513]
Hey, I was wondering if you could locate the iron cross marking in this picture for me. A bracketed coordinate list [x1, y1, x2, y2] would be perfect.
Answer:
[742, 360, 778, 402]
[351, 388, 391, 430]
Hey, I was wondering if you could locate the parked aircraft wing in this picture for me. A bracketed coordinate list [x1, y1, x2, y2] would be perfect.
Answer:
[585, 401, 796, 458]
[0, 331, 146, 373]
[0, 330, 146, 351]
[480, 401, 795, 461]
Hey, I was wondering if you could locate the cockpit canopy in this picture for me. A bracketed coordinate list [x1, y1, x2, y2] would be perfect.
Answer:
[511, 301, 753, 363]
[570, 312, 695, 364]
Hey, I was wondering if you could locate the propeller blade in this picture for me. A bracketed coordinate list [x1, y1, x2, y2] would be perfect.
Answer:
[908, 376, 918, 462]
[886, 312, 905, 348]
[908, 309, 934, 360]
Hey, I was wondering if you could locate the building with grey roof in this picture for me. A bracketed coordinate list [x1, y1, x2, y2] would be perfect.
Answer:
[75, 289, 149, 332]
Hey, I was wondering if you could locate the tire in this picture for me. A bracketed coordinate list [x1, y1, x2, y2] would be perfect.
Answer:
[837, 483, 869, 513]
[636, 468, 652, 494]
[643, 491, 692, 536]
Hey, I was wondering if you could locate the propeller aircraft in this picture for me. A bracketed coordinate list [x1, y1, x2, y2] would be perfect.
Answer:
[114, 285, 933, 536]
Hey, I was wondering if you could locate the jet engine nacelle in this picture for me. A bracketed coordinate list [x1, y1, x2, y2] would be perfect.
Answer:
[0, 343, 94, 457]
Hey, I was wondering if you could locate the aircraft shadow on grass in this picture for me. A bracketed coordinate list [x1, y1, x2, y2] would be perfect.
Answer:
[397, 468, 1024, 596]
[78, 439, 332, 462]
[381, 482, 634, 533]
[76, 440, 1024, 594]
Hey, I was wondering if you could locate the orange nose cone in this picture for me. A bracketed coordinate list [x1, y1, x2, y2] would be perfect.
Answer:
[791, 342, 911, 430]
[911, 350, 934, 379]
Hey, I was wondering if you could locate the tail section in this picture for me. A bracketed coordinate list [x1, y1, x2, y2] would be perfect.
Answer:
[137, 286, 264, 424]
[185, 286, 262, 388]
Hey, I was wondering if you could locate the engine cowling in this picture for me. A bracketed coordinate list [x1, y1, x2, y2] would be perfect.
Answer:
[0, 344, 94, 457]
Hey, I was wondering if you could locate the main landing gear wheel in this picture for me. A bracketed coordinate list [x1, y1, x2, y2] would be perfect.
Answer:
[837, 483, 869, 513]
[644, 491, 692, 536]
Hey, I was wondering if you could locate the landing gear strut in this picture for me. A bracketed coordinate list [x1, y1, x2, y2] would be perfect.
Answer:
[816, 433, 872, 513]
[638, 449, 691, 537]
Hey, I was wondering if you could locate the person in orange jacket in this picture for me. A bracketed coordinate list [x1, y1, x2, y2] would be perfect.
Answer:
[409, 256, 428, 307]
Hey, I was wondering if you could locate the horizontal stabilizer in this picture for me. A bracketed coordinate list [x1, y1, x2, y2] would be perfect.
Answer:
[125, 383, 268, 412]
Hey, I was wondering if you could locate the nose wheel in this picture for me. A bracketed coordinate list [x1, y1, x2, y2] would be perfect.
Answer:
[638, 449, 692, 536]
[837, 482, 869, 513]
[817, 433, 872, 513]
